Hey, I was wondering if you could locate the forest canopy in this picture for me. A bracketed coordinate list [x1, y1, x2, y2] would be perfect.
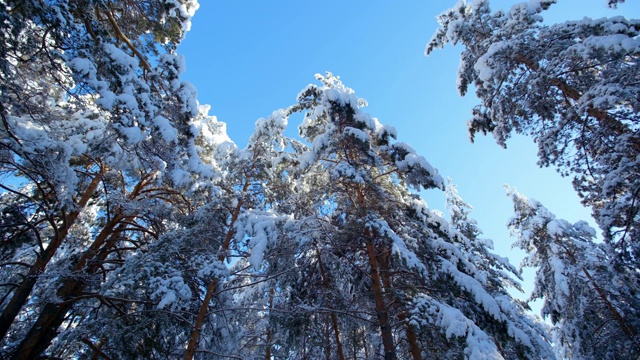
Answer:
[0, 0, 637, 359]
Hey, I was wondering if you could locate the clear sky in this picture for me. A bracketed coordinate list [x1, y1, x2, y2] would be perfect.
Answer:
[177, 0, 639, 309]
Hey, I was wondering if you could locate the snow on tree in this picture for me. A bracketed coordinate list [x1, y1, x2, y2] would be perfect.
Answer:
[66, 105, 301, 359]
[30, 106, 233, 360]
[178, 108, 300, 359]
[0, 0, 206, 358]
[427, 0, 640, 268]
[254, 73, 554, 359]
[0, 0, 605, 358]
[507, 187, 640, 359]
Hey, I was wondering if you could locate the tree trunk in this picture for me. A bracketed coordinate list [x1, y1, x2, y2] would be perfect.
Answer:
[323, 315, 331, 360]
[183, 278, 218, 360]
[365, 238, 396, 360]
[183, 175, 251, 359]
[0, 169, 103, 342]
[10, 215, 127, 360]
[378, 250, 421, 360]
[561, 245, 639, 347]
[265, 287, 275, 360]
[316, 248, 346, 360]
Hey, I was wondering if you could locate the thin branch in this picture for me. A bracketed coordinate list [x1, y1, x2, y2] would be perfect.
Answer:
[81, 338, 112, 360]
[102, 8, 151, 73]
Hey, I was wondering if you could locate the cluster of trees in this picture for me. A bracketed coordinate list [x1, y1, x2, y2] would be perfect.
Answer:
[0, 0, 636, 359]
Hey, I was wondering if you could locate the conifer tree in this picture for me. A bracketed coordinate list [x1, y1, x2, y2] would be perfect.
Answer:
[427, 0, 640, 269]
[0, 1, 204, 358]
[508, 188, 640, 359]
[261, 73, 554, 359]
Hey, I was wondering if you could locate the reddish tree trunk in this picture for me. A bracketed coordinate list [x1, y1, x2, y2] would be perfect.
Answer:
[10, 215, 127, 360]
[378, 250, 422, 360]
[0, 170, 103, 342]
[183, 278, 218, 360]
[183, 175, 252, 359]
[265, 287, 275, 359]
[365, 239, 396, 360]
[317, 248, 346, 360]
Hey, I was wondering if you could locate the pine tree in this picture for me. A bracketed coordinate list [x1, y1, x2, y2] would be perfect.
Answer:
[35, 105, 233, 359]
[261, 73, 554, 359]
[427, 0, 640, 268]
[0, 1, 204, 358]
[508, 188, 640, 359]
[180, 108, 299, 359]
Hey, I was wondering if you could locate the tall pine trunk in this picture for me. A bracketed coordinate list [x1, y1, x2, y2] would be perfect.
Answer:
[365, 238, 396, 360]
[378, 250, 422, 360]
[316, 248, 346, 360]
[183, 176, 250, 360]
[265, 287, 275, 360]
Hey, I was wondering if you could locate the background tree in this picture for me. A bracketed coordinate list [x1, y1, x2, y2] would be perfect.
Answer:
[0, 0, 205, 358]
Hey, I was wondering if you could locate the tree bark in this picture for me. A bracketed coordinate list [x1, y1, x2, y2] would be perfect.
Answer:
[265, 288, 275, 360]
[378, 250, 421, 360]
[365, 238, 396, 360]
[316, 248, 346, 360]
[183, 278, 218, 360]
[10, 215, 128, 360]
[183, 174, 252, 359]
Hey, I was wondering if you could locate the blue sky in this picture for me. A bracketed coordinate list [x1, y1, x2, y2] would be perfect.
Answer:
[178, 0, 639, 306]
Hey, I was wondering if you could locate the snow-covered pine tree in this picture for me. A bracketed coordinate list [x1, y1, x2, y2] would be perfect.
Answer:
[179, 108, 300, 359]
[427, 0, 640, 269]
[508, 188, 640, 359]
[74, 105, 300, 359]
[0, 1, 206, 358]
[31, 105, 233, 360]
[261, 73, 553, 359]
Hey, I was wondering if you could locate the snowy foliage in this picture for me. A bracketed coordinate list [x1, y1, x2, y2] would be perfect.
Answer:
[0, 0, 209, 358]
[3, 0, 624, 358]
[428, 0, 640, 269]
[508, 188, 640, 359]
[248, 73, 554, 359]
